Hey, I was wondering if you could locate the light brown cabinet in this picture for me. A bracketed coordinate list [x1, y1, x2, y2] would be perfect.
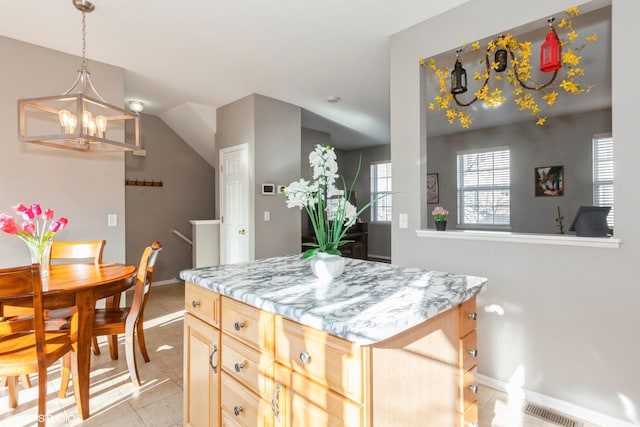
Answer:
[184, 281, 478, 427]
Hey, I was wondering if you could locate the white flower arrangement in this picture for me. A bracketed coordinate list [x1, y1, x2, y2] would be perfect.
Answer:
[285, 144, 382, 259]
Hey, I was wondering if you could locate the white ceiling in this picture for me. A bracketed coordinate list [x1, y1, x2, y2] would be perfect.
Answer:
[0, 1, 610, 161]
[0, 0, 474, 157]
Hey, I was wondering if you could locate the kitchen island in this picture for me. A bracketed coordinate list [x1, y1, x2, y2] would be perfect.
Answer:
[180, 255, 488, 427]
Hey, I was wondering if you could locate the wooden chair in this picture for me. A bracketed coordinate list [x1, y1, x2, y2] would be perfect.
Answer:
[0, 264, 78, 426]
[47, 240, 106, 353]
[50, 240, 106, 265]
[59, 241, 162, 391]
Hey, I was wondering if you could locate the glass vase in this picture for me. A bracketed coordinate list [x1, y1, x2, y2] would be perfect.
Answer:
[27, 239, 52, 279]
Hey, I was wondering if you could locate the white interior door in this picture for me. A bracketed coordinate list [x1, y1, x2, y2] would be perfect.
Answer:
[220, 144, 250, 264]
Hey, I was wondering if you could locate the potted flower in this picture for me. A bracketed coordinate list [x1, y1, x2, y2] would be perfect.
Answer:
[432, 206, 449, 231]
[285, 144, 385, 279]
[0, 203, 69, 277]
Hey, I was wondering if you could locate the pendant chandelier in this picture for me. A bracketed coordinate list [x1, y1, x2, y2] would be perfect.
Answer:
[17, 0, 141, 153]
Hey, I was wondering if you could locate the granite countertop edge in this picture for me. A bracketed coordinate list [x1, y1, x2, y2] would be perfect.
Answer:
[180, 255, 488, 346]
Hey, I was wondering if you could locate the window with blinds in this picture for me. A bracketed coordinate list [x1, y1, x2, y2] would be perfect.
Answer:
[592, 134, 614, 227]
[370, 161, 392, 222]
[457, 147, 510, 226]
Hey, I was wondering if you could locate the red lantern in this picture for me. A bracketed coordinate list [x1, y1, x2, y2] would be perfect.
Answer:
[540, 19, 562, 72]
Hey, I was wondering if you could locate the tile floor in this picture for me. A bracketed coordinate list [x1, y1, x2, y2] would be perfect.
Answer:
[0, 282, 600, 427]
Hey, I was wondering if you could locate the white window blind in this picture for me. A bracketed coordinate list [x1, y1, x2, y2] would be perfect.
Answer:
[457, 147, 510, 226]
[592, 134, 614, 227]
[370, 162, 392, 222]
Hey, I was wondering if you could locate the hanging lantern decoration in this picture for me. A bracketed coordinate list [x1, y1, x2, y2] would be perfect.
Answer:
[450, 49, 468, 94]
[494, 37, 508, 73]
[540, 17, 562, 72]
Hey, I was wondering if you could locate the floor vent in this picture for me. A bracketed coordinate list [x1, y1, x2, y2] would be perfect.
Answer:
[522, 402, 584, 427]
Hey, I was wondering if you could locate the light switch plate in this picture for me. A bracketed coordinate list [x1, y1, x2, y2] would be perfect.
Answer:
[399, 213, 408, 229]
[107, 214, 118, 227]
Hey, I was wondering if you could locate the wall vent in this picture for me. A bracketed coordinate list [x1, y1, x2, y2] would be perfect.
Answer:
[522, 402, 584, 427]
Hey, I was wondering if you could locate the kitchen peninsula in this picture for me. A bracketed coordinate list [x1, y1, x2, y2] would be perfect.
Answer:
[180, 255, 488, 427]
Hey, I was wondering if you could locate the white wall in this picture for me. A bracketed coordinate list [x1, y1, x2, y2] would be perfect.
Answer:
[0, 36, 126, 265]
[390, 0, 639, 424]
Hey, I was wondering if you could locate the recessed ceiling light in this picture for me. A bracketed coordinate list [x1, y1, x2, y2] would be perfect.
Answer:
[327, 96, 341, 103]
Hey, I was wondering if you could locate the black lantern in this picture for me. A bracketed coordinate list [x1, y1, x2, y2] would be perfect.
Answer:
[494, 48, 508, 72]
[450, 50, 467, 94]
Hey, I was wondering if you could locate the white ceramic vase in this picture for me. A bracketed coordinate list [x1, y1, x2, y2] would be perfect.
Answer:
[310, 252, 345, 280]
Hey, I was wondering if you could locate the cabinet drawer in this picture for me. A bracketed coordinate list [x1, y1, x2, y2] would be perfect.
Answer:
[221, 372, 275, 427]
[459, 366, 478, 414]
[459, 297, 477, 338]
[222, 297, 275, 354]
[459, 329, 478, 373]
[461, 402, 479, 427]
[222, 334, 274, 397]
[185, 281, 220, 327]
[275, 317, 364, 404]
[275, 364, 363, 427]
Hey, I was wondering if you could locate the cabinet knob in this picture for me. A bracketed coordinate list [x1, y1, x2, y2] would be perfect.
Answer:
[468, 349, 478, 358]
[469, 384, 478, 394]
[233, 406, 244, 416]
[234, 362, 246, 372]
[467, 312, 478, 321]
[299, 351, 311, 365]
[234, 321, 245, 331]
[191, 300, 200, 308]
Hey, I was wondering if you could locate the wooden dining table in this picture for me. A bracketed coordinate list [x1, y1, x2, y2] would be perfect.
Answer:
[1, 262, 137, 419]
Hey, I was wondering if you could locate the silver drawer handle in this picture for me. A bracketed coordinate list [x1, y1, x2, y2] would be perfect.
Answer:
[468, 349, 478, 358]
[467, 312, 477, 320]
[469, 384, 478, 394]
[299, 351, 311, 365]
[234, 362, 245, 372]
[209, 344, 218, 374]
[234, 321, 245, 331]
[191, 300, 200, 308]
[233, 405, 244, 416]
[271, 383, 281, 421]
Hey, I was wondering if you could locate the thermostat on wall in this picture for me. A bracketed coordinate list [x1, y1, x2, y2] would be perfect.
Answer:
[262, 183, 275, 195]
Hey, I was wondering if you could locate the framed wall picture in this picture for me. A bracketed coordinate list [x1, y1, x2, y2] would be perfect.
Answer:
[535, 165, 564, 197]
[427, 173, 439, 203]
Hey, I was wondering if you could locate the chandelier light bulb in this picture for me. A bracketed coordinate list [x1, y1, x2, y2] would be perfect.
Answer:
[95, 115, 107, 137]
[67, 115, 78, 134]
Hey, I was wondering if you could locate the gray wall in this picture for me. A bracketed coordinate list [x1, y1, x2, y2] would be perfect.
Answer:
[390, 0, 639, 423]
[428, 108, 612, 233]
[341, 144, 392, 259]
[0, 36, 126, 266]
[254, 95, 301, 259]
[216, 94, 301, 260]
[125, 114, 215, 281]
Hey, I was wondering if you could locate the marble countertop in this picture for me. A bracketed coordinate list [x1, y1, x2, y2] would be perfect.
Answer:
[179, 255, 488, 345]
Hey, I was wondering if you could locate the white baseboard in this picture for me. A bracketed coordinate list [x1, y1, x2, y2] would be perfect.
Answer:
[478, 374, 638, 427]
[152, 278, 182, 287]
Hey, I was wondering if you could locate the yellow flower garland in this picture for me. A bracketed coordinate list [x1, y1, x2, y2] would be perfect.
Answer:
[421, 6, 597, 128]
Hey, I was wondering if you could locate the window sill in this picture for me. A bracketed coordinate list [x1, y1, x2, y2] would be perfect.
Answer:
[415, 229, 621, 248]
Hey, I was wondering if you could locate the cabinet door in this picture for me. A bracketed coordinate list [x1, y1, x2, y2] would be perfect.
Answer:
[184, 313, 221, 427]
